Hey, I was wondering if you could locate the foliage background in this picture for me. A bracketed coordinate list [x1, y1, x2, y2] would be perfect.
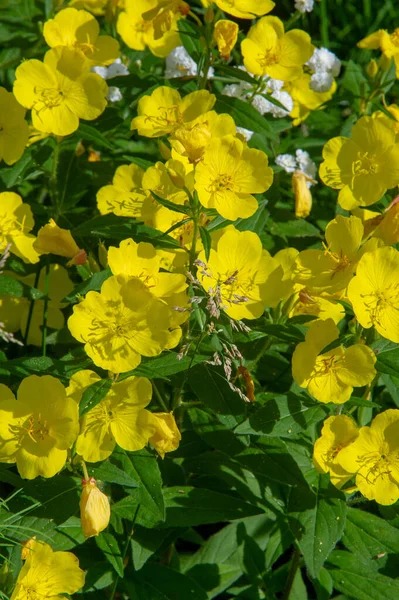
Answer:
[2, 0, 399, 599]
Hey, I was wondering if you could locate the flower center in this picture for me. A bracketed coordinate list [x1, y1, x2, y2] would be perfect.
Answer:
[322, 244, 351, 278]
[24, 413, 50, 443]
[361, 283, 399, 325]
[353, 151, 378, 177]
[257, 48, 279, 68]
[210, 173, 234, 192]
[34, 86, 64, 109]
[145, 105, 183, 131]
[390, 28, 399, 47]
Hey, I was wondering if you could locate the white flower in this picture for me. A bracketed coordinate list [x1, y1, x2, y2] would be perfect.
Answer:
[107, 86, 123, 102]
[165, 46, 197, 78]
[276, 150, 317, 187]
[252, 90, 293, 118]
[222, 81, 251, 100]
[236, 127, 254, 141]
[294, 0, 314, 13]
[91, 59, 129, 80]
[310, 71, 334, 92]
[275, 154, 297, 174]
[307, 48, 341, 77]
[91, 66, 108, 79]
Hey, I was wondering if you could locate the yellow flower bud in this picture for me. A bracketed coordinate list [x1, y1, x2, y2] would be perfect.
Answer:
[366, 59, 378, 78]
[214, 19, 239, 60]
[158, 139, 172, 160]
[80, 477, 110, 538]
[204, 5, 214, 23]
[98, 241, 108, 269]
[379, 53, 392, 72]
[292, 171, 313, 219]
[166, 167, 186, 189]
[33, 219, 87, 265]
[149, 412, 181, 459]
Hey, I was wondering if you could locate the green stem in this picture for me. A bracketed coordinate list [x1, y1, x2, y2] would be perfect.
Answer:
[152, 381, 169, 412]
[282, 548, 301, 600]
[41, 257, 50, 357]
[23, 262, 41, 346]
[50, 138, 61, 214]
[320, 0, 329, 47]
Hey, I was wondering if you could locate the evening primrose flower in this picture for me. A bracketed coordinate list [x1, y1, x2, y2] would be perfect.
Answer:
[148, 412, 181, 458]
[358, 29, 399, 78]
[319, 115, 399, 210]
[313, 415, 358, 488]
[76, 376, 154, 462]
[195, 135, 273, 221]
[96, 163, 148, 218]
[68, 276, 180, 373]
[197, 227, 278, 320]
[43, 8, 119, 66]
[295, 215, 380, 293]
[337, 409, 399, 505]
[241, 16, 313, 80]
[0, 88, 29, 165]
[214, 0, 274, 19]
[80, 477, 111, 537]
[348, 246, 399, 343]
[292, 318, 377, 404]
[34, 218, 87, 265]
[284, 73, 336, 125]
[11, 539, 85, 600]
[13, 47, 108, 136]
[0, 192, 39, 264]
[289, 288, 345, 325]
[0, 375, 79, 479]
[131, 86, 216, 137]
[214, 20, 239, 60]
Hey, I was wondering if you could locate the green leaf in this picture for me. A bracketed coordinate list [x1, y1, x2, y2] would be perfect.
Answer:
[215, 96, 277, 141]
[123, 352, 207, 380]
[342, 507, 399, 561]
[79, 378, 113, 418]
[88, 461, 140, 488]
[177, 18, 203, 60]
[124, 563, 208, 600]
[78, 123, 114, 150]
[235, 393, 328, 437]
[375, 347, 399, 376]
[151, 191, 191, 215]
[162, 486, 263, 527]
[131, 526, 178, 570]
[342, 60, 368, 96]
[270, 219, 321, 239]
[289, 474, 347, 578]
[64, 269, 111, 302]
[199, 225, 211, 261]
[188, 407, 248, 455]
[327, 550, 399, 600]
[188, 364, 245, 419]
[0, 275, 24, 297]
[215, 64, 257, 84]
[95, 532, 124, 577]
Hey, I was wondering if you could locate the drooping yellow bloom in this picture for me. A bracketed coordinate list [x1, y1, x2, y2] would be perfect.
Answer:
[362, 198, 399, 246]
[358, 29, 399, 78]
[148, 412, 181, 458]
[241, 16, 313, 80]
[261, 248, 299, 308]
[292, 318, 377, 404]
[197, 227, 278, 320]
[96, 163, 148, 218]
[195, 135, 273, 221]
[313, 415, 359, 488]
[80, 477, 111, 537]
[289, 288, 345, 325]
[0, 192, 39, 264]
[0, 88, 29, 165]
[131, 86, 216, 137]
[292, 171, 313, 218]
[67, 369, 101, 403]
[68, 276, 180, 373]
[76, 375, 154, 462]
[337, 409, 399, 505]
[0, 375, 79, 479]
[43, 7, 120, 66]
[13, 47, 108, 136]
[10, 539, 85, 600]
[210, 0, 274, 19]
[348, 246, 399, 343]
[295, 215, 380, 294]
[142, 0, 189, 40]
[117, 0, 181, 58]
[284, 73, 336, 126]
[214, 20, 239, 59]
[319, 115, 399, 210]
[34, 218, 87, 265]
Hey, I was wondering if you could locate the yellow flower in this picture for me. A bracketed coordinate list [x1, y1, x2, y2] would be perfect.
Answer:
[358, 29, 399, 78]
[67, 369, 101, 403]
[131, 86, 216, 137]
[214, 20, 239, 59]
[96, 163, 148, 218]
[292, 171, 313, 218]
[261, 247, 299, 307]
[366, 199, 399, 246]
[292, 318, 377, 404]
[43, 7, 119, 66]
[34, 218, 87, 265]
[241, 16, 313, 80]
[337, 409, 399, 505]
[289, 288, 345, 325]
[76, 376, 154, 461]
[0, 375, 79, 479]
[194, 135, 273, 220]
[11, 539, 85, 599]
[13, 47, 108, 136]
[0, 192, 39, 264]
[69, 0, 110, 15]
[148, 412, 181, 458]
[80, 477, 111, 537]
[313, 415, 359, 488]
[347, 246, 399, 343]
[170, 111, 236, 164]
[214, 0, 274, 19]
[68, 276, 180, 373]
[142, 0, 189, 40]
[284, 73, 336, 126]
[319, 115, 399, 210]
[197, 226, 278, 320]
[117, 0, 181, 58]
[0, 88, 29, 165]
[295, 215, 380, 294]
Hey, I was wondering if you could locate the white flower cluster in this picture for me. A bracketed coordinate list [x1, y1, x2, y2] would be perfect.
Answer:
[294, 0, 314, 13]
[276, 150, 317, 187]
[164, 46, 215, 79]
[236, 127, 254, 141]
[306, 47, 341, 93]
[91, 59, 129, 103]
[222, 68, 294, 119]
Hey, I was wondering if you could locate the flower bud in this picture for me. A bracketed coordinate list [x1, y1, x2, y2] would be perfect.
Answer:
[214, 20, 239, 60]
[80, 477, 110, 538]
[379, 54, 392, 72]
[366, 59, 378, 78]
[292, 171, 313, 219]
[158, 139, 171, 160]
[204, 5, 214, 23]
[167, 167, 186, 189]
[149, 412, 181, 458]
[98, 241, 108, 269]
